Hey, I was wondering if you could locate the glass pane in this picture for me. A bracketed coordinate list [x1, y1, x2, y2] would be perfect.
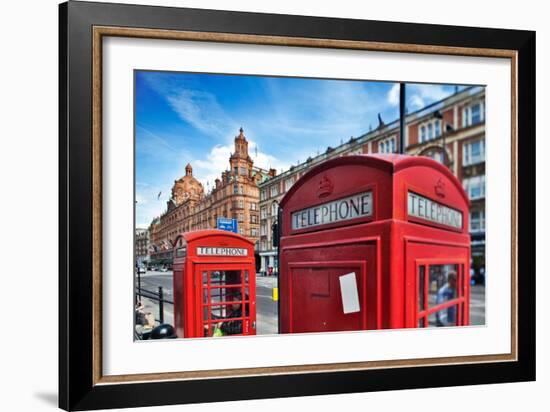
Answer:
[418, 266, 425, 312]
[428, 264, 459, 308]
[209, 270, 225, 284]
[427, 305, 458, 327]
[210, 305, 229, 320]
[209, 287, 227, 304]
[471, 104, 481, 124]
[202, 271, 208, 285]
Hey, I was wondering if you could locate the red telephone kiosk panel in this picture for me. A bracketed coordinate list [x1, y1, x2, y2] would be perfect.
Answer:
[172, 230, 256, 338]
[278, 154, 470, 333]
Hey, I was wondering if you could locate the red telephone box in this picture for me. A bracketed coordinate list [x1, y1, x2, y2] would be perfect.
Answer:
[172, 230, 256, 338]
[278, 154, 470, 333]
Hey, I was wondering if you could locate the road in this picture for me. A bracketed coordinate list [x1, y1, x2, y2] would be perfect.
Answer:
[135, 271, 485, 334]
[136, 270, 279, 334]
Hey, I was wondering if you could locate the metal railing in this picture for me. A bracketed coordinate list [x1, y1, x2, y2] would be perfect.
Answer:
[136, 286, 173, 324]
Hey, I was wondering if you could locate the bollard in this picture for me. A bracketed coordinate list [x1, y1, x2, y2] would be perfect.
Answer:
[272, 287, 278, 302]
[158, 286, 164, 324]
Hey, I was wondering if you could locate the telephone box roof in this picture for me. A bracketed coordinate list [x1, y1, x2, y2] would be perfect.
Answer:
[175, 229, 255, 245]
[279, 154, 469, 208]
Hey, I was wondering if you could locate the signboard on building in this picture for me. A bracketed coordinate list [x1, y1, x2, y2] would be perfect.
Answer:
[217, 217, 238, 233]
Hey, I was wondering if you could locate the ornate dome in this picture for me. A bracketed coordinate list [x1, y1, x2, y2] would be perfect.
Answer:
[171, 163, 204, 205]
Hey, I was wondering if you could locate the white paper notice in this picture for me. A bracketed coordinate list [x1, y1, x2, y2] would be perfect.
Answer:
[339, 272, 360, 314]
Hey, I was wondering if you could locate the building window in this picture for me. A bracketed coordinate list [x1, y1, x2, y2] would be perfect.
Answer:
[251, 228, 258, 237]
[285, 177, 294, 192]
[260, 189, 266, 201]
[419, 119, 442, 143]
[270, 185, 278, 197]
[240, 167, 247, 176]
[250, 202, 257, 211]
[463, 102, 485, 127]
[251, 215, 257, 224]
[239, 185, 244, 195]
[238, 213, 244, 222]
[379, 136, 396, 154]
[463, 139, 485, 166]
[239, 199, 244, 208]
[463, 175, 486, 200]
[260, 207, 267, 219]
[233, 184, 238, 194]
[470, 209, 485, 233]
[271, 202, 278, 217]
[434, 120, 441, 137]
[260, 224, 267, 236]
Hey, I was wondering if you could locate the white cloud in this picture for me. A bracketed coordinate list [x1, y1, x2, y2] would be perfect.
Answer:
[166, 89, 237, 137]
[387, 83, 400, 106]
[135, 182, 170, 228]
[192, 139, 292, 191]
[408, 94, 425, 111]
[407, 84, 453, 110]
[388, 83, 453, 111]
[143, 73, 238, 138]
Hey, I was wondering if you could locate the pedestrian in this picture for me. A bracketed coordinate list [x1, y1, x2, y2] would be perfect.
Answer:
[435, 271, 457, 326]
[215, 290, 249, 336]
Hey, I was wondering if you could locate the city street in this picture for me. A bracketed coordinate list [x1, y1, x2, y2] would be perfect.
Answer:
[136, 271, 279, 334]
[135, 271, 485, 335]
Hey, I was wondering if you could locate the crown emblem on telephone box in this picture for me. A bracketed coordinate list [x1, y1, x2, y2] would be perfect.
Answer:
[317, 175, 334, 198]
[434, 178, 446, 198]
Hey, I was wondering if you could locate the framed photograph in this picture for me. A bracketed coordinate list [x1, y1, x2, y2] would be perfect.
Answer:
[59, 1, 535, 410]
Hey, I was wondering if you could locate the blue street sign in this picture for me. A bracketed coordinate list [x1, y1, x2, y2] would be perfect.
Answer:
[217, 217, 238, 233]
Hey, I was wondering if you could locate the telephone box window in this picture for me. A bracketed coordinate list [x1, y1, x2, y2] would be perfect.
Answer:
[417, 263, 464, 328]
[201, 270, 249, 336]
[428, 264, 458, 308]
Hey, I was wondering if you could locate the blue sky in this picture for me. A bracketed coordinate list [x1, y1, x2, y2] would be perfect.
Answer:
[135, 70, 465, 228]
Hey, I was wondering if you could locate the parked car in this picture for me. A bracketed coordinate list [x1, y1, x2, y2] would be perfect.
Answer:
[137, 266, 146, 274]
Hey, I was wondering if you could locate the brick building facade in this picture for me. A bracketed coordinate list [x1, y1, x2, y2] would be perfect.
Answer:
[258, 86, 486, 278]
[148, 128, 273, 267]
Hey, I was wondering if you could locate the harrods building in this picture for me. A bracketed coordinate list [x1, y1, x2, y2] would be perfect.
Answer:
[148, 128, 273, 267]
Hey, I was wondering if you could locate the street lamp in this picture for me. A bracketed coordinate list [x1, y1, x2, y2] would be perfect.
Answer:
[433, 110, 446, 166]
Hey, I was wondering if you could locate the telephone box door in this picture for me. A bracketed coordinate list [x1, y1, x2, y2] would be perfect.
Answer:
[194, 263, 256, 337]
[282, 241, 376, 333]
[289, 262, 366, 333]
[406, 242, 470, 328]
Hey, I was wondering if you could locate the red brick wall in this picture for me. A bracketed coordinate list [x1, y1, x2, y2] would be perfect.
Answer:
[408, 123, 419, 146]
[372, 140, 378, 153]
[443, 108, 454, 130]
